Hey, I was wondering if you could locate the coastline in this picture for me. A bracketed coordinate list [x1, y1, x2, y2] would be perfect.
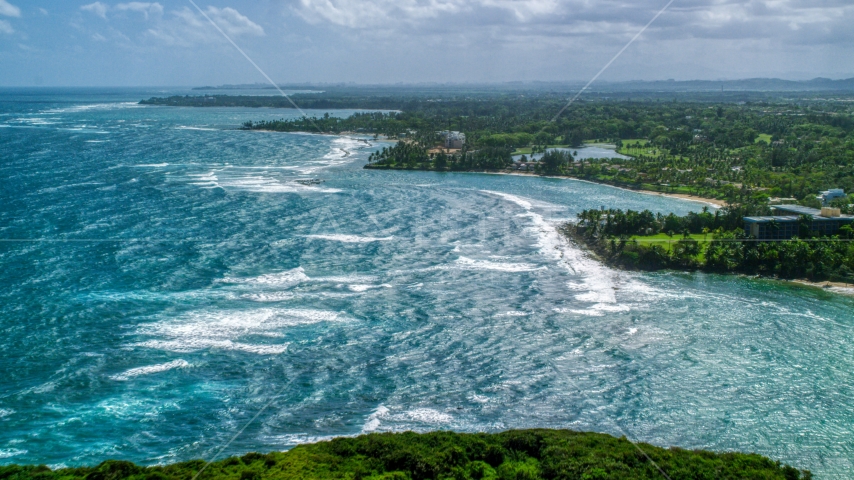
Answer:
[787, 278, 854, 295]
[261, 129, 726, 209]
[562, 223, 854, 298]
[472, 170, 726, 208]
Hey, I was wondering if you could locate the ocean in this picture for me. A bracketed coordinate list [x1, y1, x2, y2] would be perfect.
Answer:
[1, 88, 852, 477]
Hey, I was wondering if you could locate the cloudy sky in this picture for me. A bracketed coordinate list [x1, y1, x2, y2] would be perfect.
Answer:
[0, 0, 852, 86]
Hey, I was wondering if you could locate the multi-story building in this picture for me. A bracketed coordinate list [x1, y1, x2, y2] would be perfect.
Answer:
[439, 131, 466, 149]
[743, 204, 854, 240]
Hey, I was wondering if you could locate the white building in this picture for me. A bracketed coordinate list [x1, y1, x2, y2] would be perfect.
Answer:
[817, 188, 846, 204]
[439, 131, 466, 149]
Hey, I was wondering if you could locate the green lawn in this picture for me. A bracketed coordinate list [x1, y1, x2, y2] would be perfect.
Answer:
[617, 139, 665, 158]
[755, 133, 772, 144]
[630, 233, 710, 251]
[618, 146, 665, 158]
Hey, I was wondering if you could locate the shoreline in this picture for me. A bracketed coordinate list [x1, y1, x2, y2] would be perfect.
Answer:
[259, 130, 725, 209]
[563, 224, 854, 298]
[469, 170, 726, 208]
[786, 278, 854, 294]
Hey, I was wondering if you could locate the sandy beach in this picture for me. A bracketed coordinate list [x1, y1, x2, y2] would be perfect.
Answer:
[787, 279, 854, 295]
[478, 170, 727, 208]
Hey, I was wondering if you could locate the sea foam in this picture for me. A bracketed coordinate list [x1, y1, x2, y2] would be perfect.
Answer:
[304, 234, 394, 243]
[451, 256, 544, 273]
[131, 308, 343, 354]
[110, 359, 190, 381]
[0, 449, 27, 459]
[221, 267, 309, 288]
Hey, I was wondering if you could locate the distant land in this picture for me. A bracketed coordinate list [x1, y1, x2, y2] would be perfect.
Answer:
[193, 77, 854, 93]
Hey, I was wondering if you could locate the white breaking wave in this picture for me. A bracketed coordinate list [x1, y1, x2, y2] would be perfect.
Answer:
[0, 449, 27, 459]
[215, 174, 342, 194]
[481, 189, 626, 305]
[0, 409, 14, 418]
[131, 307, 344, 354]
[266, 433, 342, 446]
[482, 190, 534, 210]
[348, 284, 391, 292]
[362, 405, 390, 433]
[304, 234, 394, 243]
[312, 274, 379, 283]
[240, 292, 296, 302]
[221, 267, 309, 288]
[133, 339, 288, 355]
[13, 117, 58, 125]
[43, 102, 142, 114]
[176, 126, 218, 131]
[404, 408, 453, 424]
[110, 359, 190, 381]
[361, 406, 453, 433]
[450, 256, 545, 273]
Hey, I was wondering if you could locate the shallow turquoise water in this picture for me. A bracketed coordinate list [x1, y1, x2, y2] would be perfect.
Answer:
[1, 89, 853, 477]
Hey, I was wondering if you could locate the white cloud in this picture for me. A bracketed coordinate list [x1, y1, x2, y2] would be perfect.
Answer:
[81, 2, 163, 20]
[205, 6, 264, 37]
[115, 2, 163, 19]
[144, 6, 264, 46]
[479, 0, 561, 21]
[289, 0, 854, 51]
[81, 2, 108, 19]
[0, 0, 20, 17]
[0, 18, 12, 34]
[39, 7, 48, 16]
[295, 0, 569, 28]
[296, 0, 462, 28]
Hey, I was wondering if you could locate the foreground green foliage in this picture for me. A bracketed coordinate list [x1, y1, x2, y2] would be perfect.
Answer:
[570, 207, 854, 282]
[0, 430, 810, 480]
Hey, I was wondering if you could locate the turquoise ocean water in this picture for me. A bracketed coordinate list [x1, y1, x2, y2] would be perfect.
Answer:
[1, 88, 853, 477]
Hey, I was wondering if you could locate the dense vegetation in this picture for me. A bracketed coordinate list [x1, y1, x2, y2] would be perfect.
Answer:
[568, 207, 854, 282]
[0, 430, 811, 480]
[204, 91, 854, 207]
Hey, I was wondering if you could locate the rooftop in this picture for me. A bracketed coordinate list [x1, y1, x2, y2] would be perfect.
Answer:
[771, 204, 853, 219]
[771, 205, 821, 216]
[744, 216, 801, 223]
[745, 215, 854, 224]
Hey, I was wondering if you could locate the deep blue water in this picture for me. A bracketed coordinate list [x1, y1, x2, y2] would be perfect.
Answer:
[1, 88, 853, 477]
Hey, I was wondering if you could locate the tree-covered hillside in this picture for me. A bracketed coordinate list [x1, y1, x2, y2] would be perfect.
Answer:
[0, 430, 810, 480]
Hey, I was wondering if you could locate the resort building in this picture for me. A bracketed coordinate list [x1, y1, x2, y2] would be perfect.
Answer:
[439, 131, 466, 149]
[743, 204, 854, 240]
[817, 188, 846, 204]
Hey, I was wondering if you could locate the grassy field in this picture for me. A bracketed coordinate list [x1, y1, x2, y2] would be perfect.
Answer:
[755, 133, 773, 144]
[628, 233, 710, 263]
[617, 139, 665, 158]
[630, 233, 710, 251]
